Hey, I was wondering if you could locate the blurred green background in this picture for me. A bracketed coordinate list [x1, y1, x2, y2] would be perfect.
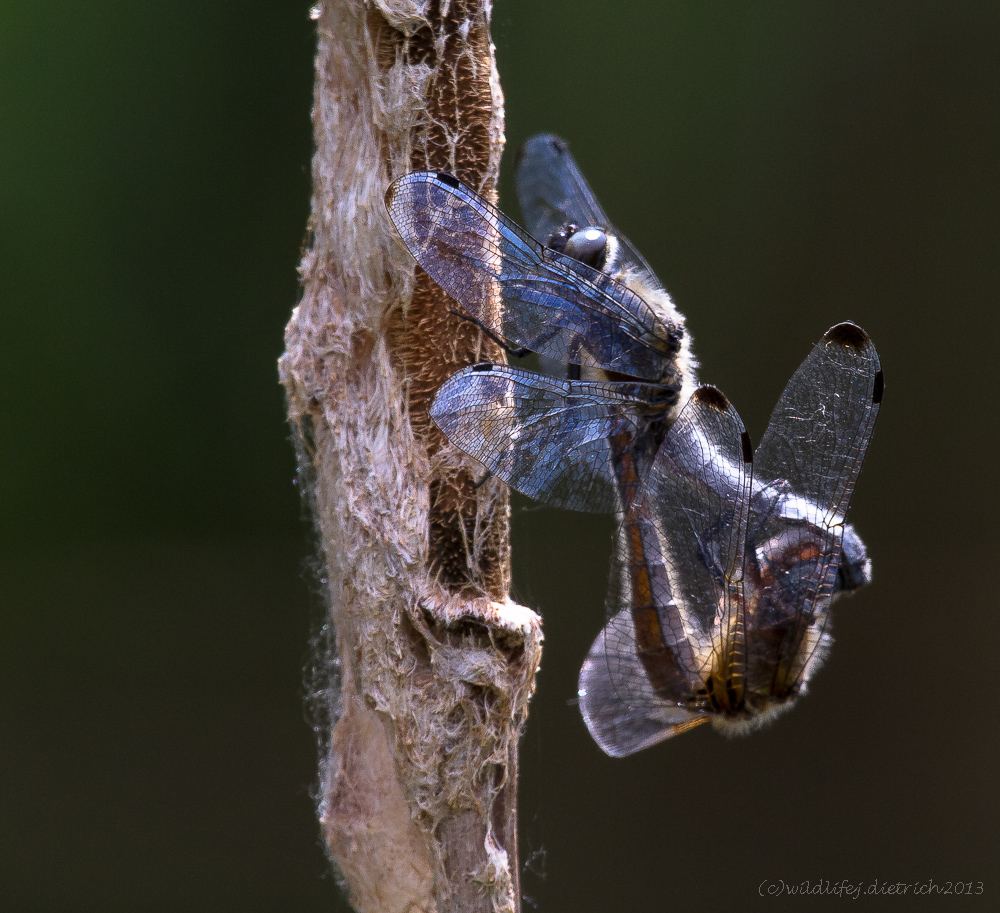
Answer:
[3, 2, 998, 909]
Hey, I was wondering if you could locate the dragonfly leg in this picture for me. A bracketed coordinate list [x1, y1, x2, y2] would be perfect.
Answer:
[447, 309, 532, 358]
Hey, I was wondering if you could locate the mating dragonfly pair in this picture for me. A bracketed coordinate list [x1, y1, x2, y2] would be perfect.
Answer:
[386, 135, 882, 757]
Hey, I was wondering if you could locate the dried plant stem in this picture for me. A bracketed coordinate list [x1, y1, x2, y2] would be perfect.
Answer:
[279, 2, 541, 912]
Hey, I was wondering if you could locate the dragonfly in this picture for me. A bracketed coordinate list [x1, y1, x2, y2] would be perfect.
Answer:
[578, 323, 883, 755]
[385, 134, 696, 513]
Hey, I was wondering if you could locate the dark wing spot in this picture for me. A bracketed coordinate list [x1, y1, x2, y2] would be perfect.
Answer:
[741, 430, 754, 464]
[872, 370, 884, 404]
[692, 385, 729, 412]
[825, 321, 868, 350]
[435, 172, 460, 189]
[472, 362, 494, 372]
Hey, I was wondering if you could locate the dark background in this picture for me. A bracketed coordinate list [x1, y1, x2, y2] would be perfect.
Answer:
[3, 2, 997, 910]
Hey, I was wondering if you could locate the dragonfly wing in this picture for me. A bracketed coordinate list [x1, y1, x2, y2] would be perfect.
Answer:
[578, 610, 707, 758]
[755, 322, 882, 520]
[632, 385, 753, 661]
[581, 387, 753, 755]
[430, 364, 670, 513]
[386, 171, 678, 381]
[515, 133, 655, 279]
[751, 322, 883, 688]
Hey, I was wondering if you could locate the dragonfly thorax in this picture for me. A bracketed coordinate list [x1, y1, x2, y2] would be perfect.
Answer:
[697, 673, 746, 715]
[709, 690, 801, 736]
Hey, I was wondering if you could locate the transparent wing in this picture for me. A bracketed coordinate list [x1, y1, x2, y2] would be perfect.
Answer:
[580, 386, 753, 756]
[514, 133, 655, 279]
[430, 364, 672, 513]
[578, 612, 707, 758]
[755, 322, 882, 519]
[385, 171, 678, 381]
[751, 322, 883, 687]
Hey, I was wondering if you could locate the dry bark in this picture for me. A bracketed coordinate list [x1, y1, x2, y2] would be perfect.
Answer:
[279, 2, 541, 912]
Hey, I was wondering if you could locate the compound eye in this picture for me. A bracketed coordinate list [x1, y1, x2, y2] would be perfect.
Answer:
[562, 226, 608, 268]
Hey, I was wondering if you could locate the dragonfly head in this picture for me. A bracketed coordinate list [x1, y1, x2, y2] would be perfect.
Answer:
[547, 222, 611, 270]
[835, 523, 872, 594]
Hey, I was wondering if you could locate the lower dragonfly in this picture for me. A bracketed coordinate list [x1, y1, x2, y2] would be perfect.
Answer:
[578, 324, 882, 755]
[386, 135, 696, 513]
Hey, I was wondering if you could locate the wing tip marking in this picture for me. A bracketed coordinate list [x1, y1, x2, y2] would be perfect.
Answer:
[825, 321, 869, 351]
[692, 385, 730, 413]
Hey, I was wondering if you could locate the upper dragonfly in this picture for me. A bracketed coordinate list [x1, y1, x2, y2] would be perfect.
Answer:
[578, 324, 883, 755]
[386, 134, 696, 513]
